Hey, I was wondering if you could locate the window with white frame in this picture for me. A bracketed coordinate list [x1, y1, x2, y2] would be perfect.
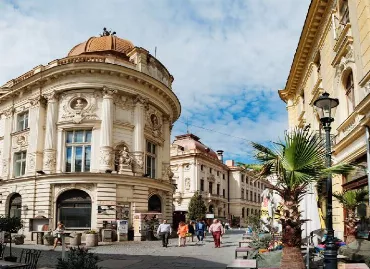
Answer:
[146, 141, 156, 178]
[65, 130, 92, 172]
[17, 111, 29, 131]
[14, 151, 27, 177]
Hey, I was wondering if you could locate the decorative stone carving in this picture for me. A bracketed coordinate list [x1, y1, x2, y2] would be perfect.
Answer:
[184, 163, 190, 171]
[146, 106, 162, 137]
[60, 91, 99, 123]
[43, 91, 58, 102]
[43, 150, 56, 171]
[2, 159, 8, 176]
[12, 132, 29, 150]
[102, 87, 117, 98]
[132, 151, 144, 174]
[28, 153, 36, 171]
[2, 107, 14, 118]
[115, 95, 134, 110]
[118, 147, 133, 172]
[207, 174, 215, 182]
[29, 95, 46, 107]
[162, 163, 174, 181]
[100, 147, 114, 167]
[185, 178, 190, 191]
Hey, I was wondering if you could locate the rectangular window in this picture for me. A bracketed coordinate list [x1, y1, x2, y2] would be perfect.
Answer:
[254, 193, 257, 202]
[241, 188, 244, 199]
[201, 165, 204, 171]
[65, 130, 92, 172]
[246, 176, 249, 184]
[250, 191, 252, 201]
[223, 189, 225, 198]
[200, 179, 204, 191]
[217, 184, 220, 195]
[17, 111, 29, 131]
[241, 174, 244, 183]
[217, 171, 219, 176]
[258, 182, 260, 188]
[222, 174, 225, 180]
[209, 168, 212, 173]
[209, 182, 213, 194]
[146, 141, 156, 178]
[14, 151, 27, 177]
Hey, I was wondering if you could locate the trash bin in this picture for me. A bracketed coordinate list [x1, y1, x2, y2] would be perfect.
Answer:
[70, 233, 82, 246]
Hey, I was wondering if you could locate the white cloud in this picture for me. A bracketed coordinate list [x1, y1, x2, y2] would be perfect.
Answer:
[0, 0, 310, 163]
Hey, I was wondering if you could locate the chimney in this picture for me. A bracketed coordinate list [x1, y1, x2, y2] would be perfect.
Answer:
[216, 150, 224, 163]
[225, 160, 234, 167]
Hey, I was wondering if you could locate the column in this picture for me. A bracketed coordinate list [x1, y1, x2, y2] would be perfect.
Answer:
[132, 95, 147, 176]
[27, 95, 46, 175]
[2, 108, 14, 179]
[99, 88, 116, 171]
[43, 91, 58, 173]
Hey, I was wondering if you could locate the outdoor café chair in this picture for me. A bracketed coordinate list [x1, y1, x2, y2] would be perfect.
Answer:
[19, 249, 41, 269]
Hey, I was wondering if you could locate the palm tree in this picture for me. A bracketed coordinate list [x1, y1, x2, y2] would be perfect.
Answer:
[251, 128, 353, 269]
[333, 189, 368, 244]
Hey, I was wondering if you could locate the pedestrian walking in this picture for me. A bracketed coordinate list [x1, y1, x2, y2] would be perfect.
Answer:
[195, 219, 206, 244]
[209, 219, 223, 248]
[157, 219, 172, 247]
[177, 221, 188, 247]
[203, 219, 208, 238]
[187, 221, 195, 242]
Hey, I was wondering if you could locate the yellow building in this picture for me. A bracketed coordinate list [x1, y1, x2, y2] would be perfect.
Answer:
[279, 0, 370, 239]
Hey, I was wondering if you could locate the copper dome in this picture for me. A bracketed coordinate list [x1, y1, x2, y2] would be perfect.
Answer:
[68, 35, 134, 57]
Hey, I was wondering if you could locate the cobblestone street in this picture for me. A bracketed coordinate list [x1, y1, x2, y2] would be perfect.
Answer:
[7, 230, 244, 269]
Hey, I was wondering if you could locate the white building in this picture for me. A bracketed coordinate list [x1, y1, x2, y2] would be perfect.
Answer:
[0, 31, 181, 241]
[170, 133, 265, 227]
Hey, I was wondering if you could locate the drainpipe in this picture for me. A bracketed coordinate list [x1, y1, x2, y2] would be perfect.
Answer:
[227, 169, 230, 223]
[366, 126, 370, 207]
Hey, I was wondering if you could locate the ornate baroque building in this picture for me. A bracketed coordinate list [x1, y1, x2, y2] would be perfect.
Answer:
[170, 133, 265, 228]
[0, 30, 181, 240]
[279, 0, 370, 239]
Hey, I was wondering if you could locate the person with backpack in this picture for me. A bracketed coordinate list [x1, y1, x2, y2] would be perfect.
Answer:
[195, 219, 206, 244]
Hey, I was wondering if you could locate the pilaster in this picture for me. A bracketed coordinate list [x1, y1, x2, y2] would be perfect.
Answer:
[1, 108, 14, 179]
[132, 95, 147, 176]
[42, 92, 58, 173]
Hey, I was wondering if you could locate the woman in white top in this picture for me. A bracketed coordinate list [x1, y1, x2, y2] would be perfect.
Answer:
[52, 221, 65, 250]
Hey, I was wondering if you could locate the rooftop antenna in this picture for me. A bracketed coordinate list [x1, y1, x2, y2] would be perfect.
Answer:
[155, 46, 157, 58]
[186, 118, 190, 134]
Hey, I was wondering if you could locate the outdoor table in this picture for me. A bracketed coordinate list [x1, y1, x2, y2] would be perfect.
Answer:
[226, 259, 256, 269]
[239, 240, 252, 247]
[55, 232, 73, 260]
[0, 260, 27, 268]
[31, 231, 45, 244]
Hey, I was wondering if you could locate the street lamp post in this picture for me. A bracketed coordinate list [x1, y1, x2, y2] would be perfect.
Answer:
[313, 92, 339, 269]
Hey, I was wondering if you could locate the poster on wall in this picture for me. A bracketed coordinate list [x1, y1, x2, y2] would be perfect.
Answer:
[116, 203, 130, 220]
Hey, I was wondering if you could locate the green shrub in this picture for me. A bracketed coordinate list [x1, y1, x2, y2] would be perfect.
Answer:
[56, 247, 101, 269]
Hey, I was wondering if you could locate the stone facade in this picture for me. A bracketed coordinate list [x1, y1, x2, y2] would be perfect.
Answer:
[279, 0, 370, 239]
[170, 134, 265, 228]
[0, 33, 180, 241]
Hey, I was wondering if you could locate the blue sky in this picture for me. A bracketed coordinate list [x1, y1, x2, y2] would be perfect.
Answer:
[0, 0, 310, 163]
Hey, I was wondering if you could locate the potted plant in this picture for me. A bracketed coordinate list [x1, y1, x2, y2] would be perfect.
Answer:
[43, 232, 55, 246]
[13, 234, 25, 245]
[85, 230, 98, 247]
[0, 215, 23, 262]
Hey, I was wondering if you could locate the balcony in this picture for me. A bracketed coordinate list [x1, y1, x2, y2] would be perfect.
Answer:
[334, 112, 363, 145]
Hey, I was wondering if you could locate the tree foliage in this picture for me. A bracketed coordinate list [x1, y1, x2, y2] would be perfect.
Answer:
[0, 216, 23, 258]
[333, 189, 368, 210]
[187, 191, 207, 220]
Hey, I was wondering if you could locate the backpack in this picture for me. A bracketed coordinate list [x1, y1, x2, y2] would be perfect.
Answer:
[197, 222, 205, 231]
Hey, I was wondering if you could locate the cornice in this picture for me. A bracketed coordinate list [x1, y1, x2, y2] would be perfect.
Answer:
[0, 61, 181, 123]
[279, 0, 333, 102]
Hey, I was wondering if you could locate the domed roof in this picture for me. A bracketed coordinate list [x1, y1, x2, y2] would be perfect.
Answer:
[173, 134, 219, 160]
[68, 34, 134, 57]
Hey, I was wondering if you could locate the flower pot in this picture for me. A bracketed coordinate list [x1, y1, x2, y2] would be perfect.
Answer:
[70, 233, 82, 246]
[4, 256, 17, 262]
[43, 236, 54, 246]
[85, 233, 98, 247]
[13, 237, 24, 245]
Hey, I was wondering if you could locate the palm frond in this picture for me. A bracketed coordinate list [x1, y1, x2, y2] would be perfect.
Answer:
[333, 189, 369, 210]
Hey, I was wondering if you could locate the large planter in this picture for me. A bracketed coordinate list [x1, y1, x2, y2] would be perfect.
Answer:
[85, 233, 98, 247]
[13, 236, 24, 245]
[70, 233, 82, 246]
[43, 236, 54, 246]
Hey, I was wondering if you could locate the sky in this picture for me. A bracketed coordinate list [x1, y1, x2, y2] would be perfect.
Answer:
[0, 0, 310, 163]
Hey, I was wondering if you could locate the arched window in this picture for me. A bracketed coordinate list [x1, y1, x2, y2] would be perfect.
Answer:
[339, 0, 350, 25]
[345, 71, 355, 115]
[57, 189, 91, 229]
[218, 208, 222, 217]
[242, 208, 245, 218]
[247, 208, 250, 217]
[148, 195, 162, 212]
[8, 194, 22, 218]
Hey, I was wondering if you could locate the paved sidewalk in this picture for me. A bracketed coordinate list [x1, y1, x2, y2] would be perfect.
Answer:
[8, 229, 244, 268]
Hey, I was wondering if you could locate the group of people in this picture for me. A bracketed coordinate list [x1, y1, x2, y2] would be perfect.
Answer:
[156, 219, 225, 248]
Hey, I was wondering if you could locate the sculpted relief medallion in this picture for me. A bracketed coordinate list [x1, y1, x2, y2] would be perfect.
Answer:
[146, 106, 163, 138]
[60, 92, 100, 123]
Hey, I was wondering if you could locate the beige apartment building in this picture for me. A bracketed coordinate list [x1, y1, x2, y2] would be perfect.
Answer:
[279, 0, 370, 239]
[0, 31, 181, 241]
[170, 133, 265, 228]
